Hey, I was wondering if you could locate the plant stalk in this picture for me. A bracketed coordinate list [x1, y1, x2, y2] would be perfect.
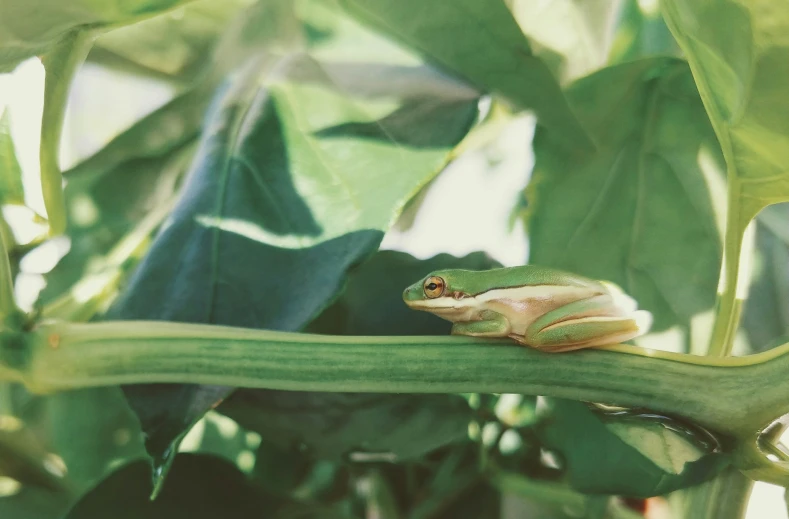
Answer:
[39, 29, 95, 236]
[11, 320, 789, 438]
[707, 178, 750, 358]
[0, 230, 17, 323]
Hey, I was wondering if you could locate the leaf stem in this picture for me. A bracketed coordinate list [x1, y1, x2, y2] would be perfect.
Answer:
[670, 468, 752, 519]
[708, 177, 751, 358]
[39, 29, 95, 236]
[11, 320, 789, 437]
[0, 230, 19, 323]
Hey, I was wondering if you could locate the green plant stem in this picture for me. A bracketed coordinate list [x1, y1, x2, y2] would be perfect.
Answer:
[708, 178, 749, 358]
[9, 320, 789, 437]
[670, 468, 752, 519]
[39, 29, 95, 236]
[491, 471, 586, 513]
[0, 230, 17, 322]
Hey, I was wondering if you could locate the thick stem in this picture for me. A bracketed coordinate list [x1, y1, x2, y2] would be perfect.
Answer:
[14, 321, 789, 437]
[39, 30, 95, 236]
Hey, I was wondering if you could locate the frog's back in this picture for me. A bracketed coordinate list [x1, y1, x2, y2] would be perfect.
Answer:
[435, 264, 607, 296]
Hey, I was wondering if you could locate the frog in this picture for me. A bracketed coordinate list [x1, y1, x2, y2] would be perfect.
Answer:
[402, 265, 652, 352]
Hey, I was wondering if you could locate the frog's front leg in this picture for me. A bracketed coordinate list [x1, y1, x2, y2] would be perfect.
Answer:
[523, 296, 646, 352]
[451, 310, 511, 338]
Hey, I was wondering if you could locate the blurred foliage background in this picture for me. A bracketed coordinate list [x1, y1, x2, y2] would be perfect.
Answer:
[0, 0, 789, 517]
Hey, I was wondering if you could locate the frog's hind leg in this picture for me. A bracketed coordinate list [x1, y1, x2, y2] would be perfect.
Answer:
[451, 311, 511, 338]
[523, 296, 649, 352]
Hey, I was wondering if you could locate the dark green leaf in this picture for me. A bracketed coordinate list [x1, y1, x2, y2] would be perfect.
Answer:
[742, 204, 789, 352]
[219, 251, 497, 462]
[0, 111, 24, 205]
[338, 0, 592, 150]
[64, 454, 284, 519]
[108, 55, 477, 468]
[307, 250, 501, 336]
[536, 399, 730, 497]
[524, 58, 723, 331]
[251, 440, 312, 495]
[221, 391, 472, 463]
[0, 0, 195, 72]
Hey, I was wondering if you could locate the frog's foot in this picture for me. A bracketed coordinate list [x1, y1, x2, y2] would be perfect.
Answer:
[523, 296, 652, 352]
[451, 311, 510, 338]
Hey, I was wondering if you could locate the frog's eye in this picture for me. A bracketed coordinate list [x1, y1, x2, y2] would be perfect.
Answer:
[423, 276, 446, 298]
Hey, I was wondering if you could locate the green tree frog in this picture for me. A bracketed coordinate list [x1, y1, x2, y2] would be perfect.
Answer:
[403, 265, 652, 352]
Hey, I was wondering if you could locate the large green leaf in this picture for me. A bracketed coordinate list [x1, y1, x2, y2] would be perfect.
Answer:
[64, 454, 284, 519]
[536, 399, 730, 497]
[661, 0, 789, 224]
[338, 0, 592, 150]
[40, 0, 303, 309]
[0, 0, 195, 72]
[524, 58, 723, 331]
[0, 111, 23, 206]
[107, 55, 478, 469]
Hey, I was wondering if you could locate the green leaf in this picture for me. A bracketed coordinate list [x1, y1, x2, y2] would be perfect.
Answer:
[43, 388, 147, 490]
[89, 0, 252, 81]
[0, 0, 195, 72]
[509, 0, 623, 83]
[221, 391, 473, 463]
[742, 204, 789, 352]
[107, 55, 478, 470]
[608, 0, 680, 65]
[0, 487, 72, 519]
[64, 454, 284, 519]
[338, 0, 592, 150]
[219, 251, 497, 462]
[40, 0, 303, 307]
[0, 387, 146, 518]
[662, 0, 789, 223]
[307, 250, 501, 336]
[523, 58, 723, 331]
[38, 138, 193, 307]
[0, 417, 68, 492]
[0, 111, 24, 206]
[536, 399, 730, 497]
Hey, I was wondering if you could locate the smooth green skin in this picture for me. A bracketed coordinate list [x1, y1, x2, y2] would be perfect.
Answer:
[403, 265, 650, 351]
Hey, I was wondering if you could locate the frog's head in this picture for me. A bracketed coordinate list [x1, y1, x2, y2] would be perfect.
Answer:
[403, 270, 477, 319]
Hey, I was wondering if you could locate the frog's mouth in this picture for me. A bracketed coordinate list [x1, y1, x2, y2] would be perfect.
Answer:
[405, 296, 477, 317]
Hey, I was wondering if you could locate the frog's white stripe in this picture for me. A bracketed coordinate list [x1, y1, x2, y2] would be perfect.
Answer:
[408, 284, 598, 311]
